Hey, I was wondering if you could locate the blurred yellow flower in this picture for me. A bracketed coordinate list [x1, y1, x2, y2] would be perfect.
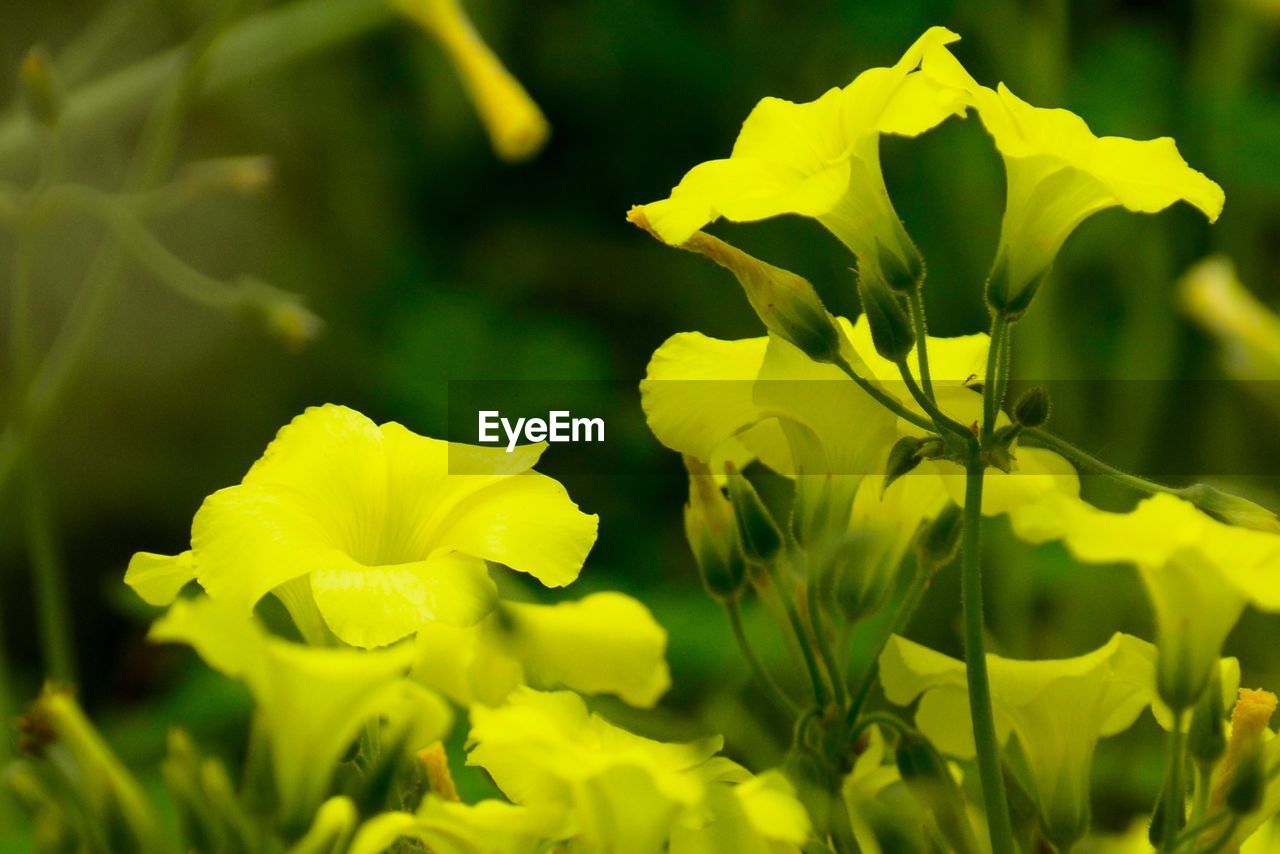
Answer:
[633, 27, 974, 286]
[412, 592, 671, 708]
[1180, 255, 1280, 380]
[880, 632, 1159, 849]
[974, 82, 1224, 313]
[349, 797, 559, 854]
[1010, 492, 1280, 709]
[464, 688, 808, 852]
[394, 0, 550, 161]
[149, 596, 451, 825]
[126, 404, 598, 648]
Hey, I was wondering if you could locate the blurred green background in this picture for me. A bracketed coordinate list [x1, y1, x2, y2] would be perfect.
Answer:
[3, 0, 1280, 840]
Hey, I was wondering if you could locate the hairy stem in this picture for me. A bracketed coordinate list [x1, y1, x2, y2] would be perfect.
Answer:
[725, 598, 800, 717]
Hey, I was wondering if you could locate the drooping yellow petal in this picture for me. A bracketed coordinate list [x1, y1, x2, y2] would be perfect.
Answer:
[150, 597, 452, 823]
[1180, 256, 1280, 380]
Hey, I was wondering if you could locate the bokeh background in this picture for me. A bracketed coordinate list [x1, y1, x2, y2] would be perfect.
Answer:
[3, 0, 1280, 842]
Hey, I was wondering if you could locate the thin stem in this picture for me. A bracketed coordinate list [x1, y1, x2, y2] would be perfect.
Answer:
[1019, 428, 1188, 499]
[1161, 712, 1188, 850]
[21, 462, 76, 683]
[981, 313, 1009, 445]
[724, 597, 800, 717]
[897, 360, 973, 442]
[907, 287, 935, 400]
[802, 552, 847, 710]
[765, 559, 828, 708]
[961, 457, 1015, 854]
[1172, 808, 1230, 852]
[845, 562, 930, 728]
[829, 784, 862, 854]
[0, 0, 396, 167]
[834, 356, 935, 433]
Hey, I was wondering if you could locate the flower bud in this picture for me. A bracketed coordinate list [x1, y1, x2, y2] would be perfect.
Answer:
[1182, 483, 1280, 534]
[628, 209, 842, 363]
[985, 252, 1047, 319]
[875, 237, 924, 294]
[1187, 665, 1227, 771]
[858, 274, 915, 363]
[1211, 688, 1277, 814]
[916, 502, 963, 573]
[683, 458, 747, 599]
[895, 730, 980, 854]
[827, 532, 894, 620]
[883, 436, 925, 495]
[725, 464, 783, 564]
[1226, 746, 1265, 816]
[791, 472, 857, 552]
[1012, 385, 1051, 428]
[19, 46, 62, 127]
[237, 277, 324, 352]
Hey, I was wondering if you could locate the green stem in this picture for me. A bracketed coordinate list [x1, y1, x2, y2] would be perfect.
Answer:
[982, 313, 1009, 445]
[829, 783, 862, 854]
[1020, 428, 1188, 499]
[21, 463, 76, 683]
[0, 0, 396, 168]
[1172, 808, 1230, 852]
[897, 360, 972, 442]
[907, 287, 935, 400]
[961, 457, 1015, 854]
[845, 562, 930, 728]
[803, 554, 846, 711]
[765, 559, 828, 708]
[834, 357, 935, 433]
[724, 597, 800, 717]
[1161, 712, 1188, 850]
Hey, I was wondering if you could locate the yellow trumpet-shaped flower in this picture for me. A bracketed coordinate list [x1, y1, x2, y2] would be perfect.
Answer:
[879, 632, 1159, 850]
[149, 596, 452, 825]
[1010, 492, 1280, 709]
[1180, 256, 1280, 380]
[394, 0, 550, 161]
[974, 82, 1224, 314]
[412, 592, 671, 708]
[634, 27, 974, 284]
[125, 404, 598, 648]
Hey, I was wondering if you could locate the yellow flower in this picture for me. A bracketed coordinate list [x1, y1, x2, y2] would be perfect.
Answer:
[1010, 492, 1280, 709]
[633, 27, 974, 285]
[670, 769, 812, 854]
[641, 317, 1077, 518]
[462, 687, 807, 852]
[412, 592, 671, 708]
[126, 404, 598, 648]
[393, 0, 550, 162]
[348, 798, 559, 854]
[974, 82, 1224, 313]
[879, 632, 1159, 849]
[1180, 255, 1280, 380]
[149, 596, 452, 824]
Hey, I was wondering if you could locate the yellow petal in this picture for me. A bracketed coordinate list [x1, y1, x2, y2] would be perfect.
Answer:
[123, 550, 196, 606]
[503, 593, 671, 707]
[310, 553, 498, 649]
